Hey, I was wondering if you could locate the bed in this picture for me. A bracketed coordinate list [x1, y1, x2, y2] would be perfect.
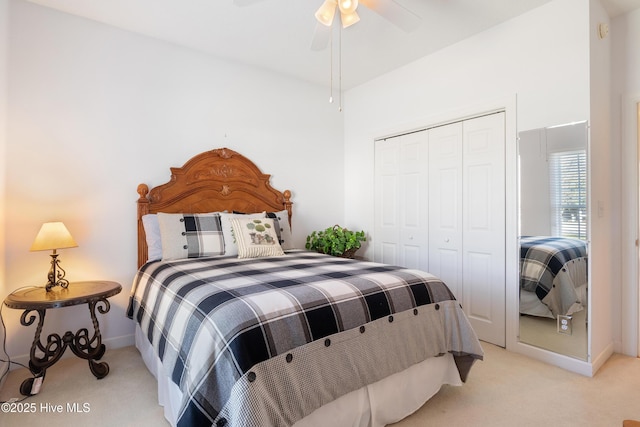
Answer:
[519, 236, 588, 319]
[127, 148, 484, 427]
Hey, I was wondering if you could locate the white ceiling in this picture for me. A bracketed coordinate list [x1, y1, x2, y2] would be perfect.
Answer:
[23, 0, 640, 90]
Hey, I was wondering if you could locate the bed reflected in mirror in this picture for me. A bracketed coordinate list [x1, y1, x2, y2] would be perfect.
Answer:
[517, 121, 589, 361]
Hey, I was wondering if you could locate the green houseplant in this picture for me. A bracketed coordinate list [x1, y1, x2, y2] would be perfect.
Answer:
[305, 225, 366, 258]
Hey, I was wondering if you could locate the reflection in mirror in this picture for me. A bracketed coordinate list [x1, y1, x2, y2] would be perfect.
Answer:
[518, 121, 588, 361]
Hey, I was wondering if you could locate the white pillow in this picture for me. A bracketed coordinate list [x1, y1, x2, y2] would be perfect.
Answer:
[219, 212, 265, 256]
[266, 210, 294, 250]
[141, 214, 162, 262]
[230, 217, 285, 259]
[157, 212, 224, 260]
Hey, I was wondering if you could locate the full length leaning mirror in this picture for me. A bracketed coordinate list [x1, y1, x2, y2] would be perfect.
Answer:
[517, 121, 589, 361]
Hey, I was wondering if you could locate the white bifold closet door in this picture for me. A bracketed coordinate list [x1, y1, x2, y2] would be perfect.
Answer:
[374, 112, 505, 347]
[374, 131, 429, 271]
[429, 113, 506, 347]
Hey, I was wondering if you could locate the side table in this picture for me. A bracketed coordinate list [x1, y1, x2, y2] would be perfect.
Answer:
[3, 280, 122, 395]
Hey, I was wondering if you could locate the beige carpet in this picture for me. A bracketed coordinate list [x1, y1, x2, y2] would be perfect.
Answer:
[0, 343, 639, 426]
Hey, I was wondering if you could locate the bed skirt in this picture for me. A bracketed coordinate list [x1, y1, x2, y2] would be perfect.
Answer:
[135, 325, 463, 427]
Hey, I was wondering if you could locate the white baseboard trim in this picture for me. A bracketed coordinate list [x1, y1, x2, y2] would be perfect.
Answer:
[590, 342, 615, 375]
[508, 338, 616, 377]
[509, 340, 595, 377]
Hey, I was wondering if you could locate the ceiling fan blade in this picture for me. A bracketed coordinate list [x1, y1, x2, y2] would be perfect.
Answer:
[359, 0, 421, 32]
[310, 22, 331, 51]
[233, 0, 268, 6]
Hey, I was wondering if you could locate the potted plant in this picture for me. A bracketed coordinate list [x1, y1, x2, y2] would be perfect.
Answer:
[305, 225, 366, 258]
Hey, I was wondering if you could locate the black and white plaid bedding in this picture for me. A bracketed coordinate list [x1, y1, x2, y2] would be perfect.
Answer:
[127, 251, 483, 427]
[520, 236, 587, 300]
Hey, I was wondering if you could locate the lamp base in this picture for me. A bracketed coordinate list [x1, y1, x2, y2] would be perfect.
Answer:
[45, 253, 69, 292]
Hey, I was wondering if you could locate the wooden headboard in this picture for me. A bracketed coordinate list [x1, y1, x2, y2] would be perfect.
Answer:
[136, 147, 293, 268]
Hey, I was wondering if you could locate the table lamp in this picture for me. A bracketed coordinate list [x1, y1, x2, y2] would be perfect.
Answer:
[30, 222, 78, 291]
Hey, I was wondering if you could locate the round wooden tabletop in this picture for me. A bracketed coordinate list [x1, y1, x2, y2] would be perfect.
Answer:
[3, 281, 122, 310]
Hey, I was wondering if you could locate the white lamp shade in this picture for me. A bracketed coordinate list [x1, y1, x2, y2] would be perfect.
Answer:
[337, 0, 358, 14]
[315, 0, 337, 26]
[30, 222, 78, 251]
[340, 10, 360, 28]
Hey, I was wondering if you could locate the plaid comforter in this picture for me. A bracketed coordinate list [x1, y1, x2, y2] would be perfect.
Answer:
[127, 251, 483, 427]
[520, 236, 587, 313]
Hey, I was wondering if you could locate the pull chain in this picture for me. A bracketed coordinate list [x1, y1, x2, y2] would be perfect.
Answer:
[329, 23, 333, 104]
[327, 17, 343, 112]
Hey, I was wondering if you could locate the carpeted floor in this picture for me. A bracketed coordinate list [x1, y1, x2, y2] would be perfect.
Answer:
[0, 343, 638, 426]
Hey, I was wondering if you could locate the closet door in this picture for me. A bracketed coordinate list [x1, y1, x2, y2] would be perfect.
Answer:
[428, 122, 464, 299]
[374, 132, 429, 270]
[428, 113, 506, 347]
[462, 112, 506, 347]
[375, 138, 401, 265]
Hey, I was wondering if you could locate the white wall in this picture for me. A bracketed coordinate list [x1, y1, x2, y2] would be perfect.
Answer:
[614, 6, 640, 356]
[0, 0, 9, 386]
[3, 0, 344, 362]
[343, 0, 613, 373]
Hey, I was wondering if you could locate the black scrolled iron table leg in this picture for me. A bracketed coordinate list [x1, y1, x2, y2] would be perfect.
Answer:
[19, 308, 65, 395]
[67, 298, 111, 379]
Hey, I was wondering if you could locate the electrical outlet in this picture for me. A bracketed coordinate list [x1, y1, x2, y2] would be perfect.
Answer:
[558, 315, 573, 335]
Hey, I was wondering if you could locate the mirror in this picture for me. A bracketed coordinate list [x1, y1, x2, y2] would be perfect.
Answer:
[517, 121, 589, 361]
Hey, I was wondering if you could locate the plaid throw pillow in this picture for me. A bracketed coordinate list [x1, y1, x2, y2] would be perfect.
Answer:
[157, 213, 224, 260]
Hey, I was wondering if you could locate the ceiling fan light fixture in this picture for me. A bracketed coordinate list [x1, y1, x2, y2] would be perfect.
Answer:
[340, 10, 360, 28]
[315, 0, 337, 27]
[337, 0, 358, 14]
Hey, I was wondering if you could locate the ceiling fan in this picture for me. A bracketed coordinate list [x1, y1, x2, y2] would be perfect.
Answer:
[233, 0, 421, 111]
[233, 0, 421, 50]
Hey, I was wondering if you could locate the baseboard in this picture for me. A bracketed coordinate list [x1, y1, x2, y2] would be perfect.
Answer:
[590, 342, 615, 375]
[6, 333, 135, 372]
[104, 333, 136, 351]
[509, 340, 595, 377]
[509, 337, 617, 377]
